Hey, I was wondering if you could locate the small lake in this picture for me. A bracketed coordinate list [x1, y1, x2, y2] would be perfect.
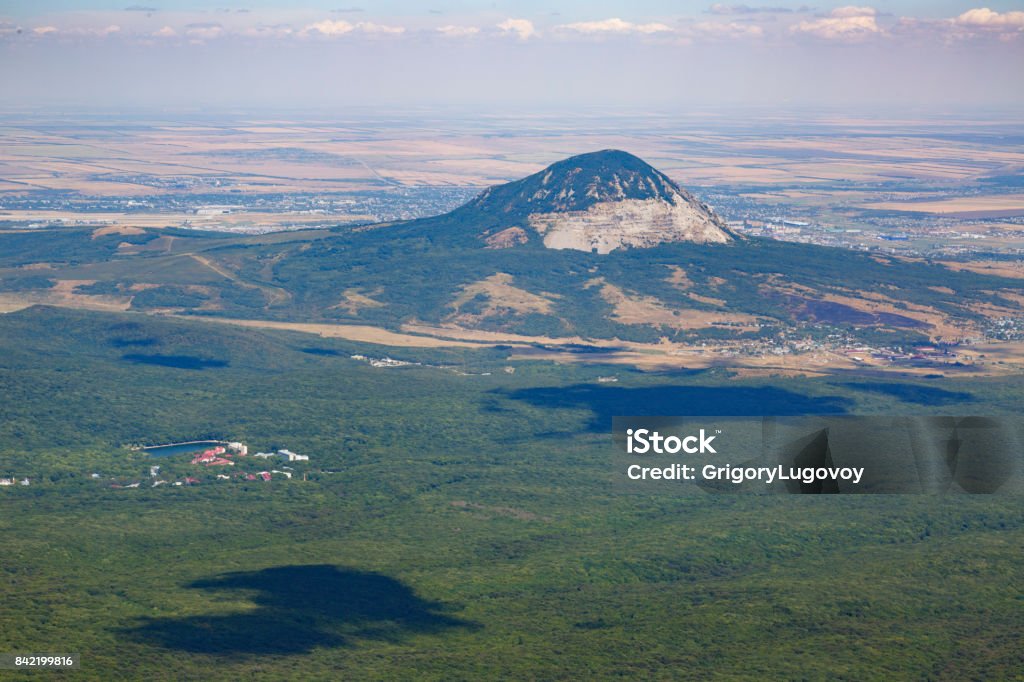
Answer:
[143, 441, 225, 457]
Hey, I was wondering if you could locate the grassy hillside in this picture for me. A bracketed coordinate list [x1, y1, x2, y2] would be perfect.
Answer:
[1, 221, 1022, 347]
[0, 306, 1022, 679]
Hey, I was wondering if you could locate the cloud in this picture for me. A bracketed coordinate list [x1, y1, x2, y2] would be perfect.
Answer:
[561, 17, 673, 34]
[955, 7, 1024, 29]
[241, 24, 295, 38]
[791, 6, 881, 40]
[830, 6, 876, 18]
[331, 6, 364, 12]
[690, 21, 765, 38]
[302, 19, 354, 36]
[0, 22, 23, 36]
[30, 24, 121, 38]
[893, 6, 1024, 43]
[356, 22, 404, 35]
[497, 18, 536, 40]
[185, 22, 224, 39]
[152, 25, 176, 38]
[436, 25, 480, 38]
[301, 19, 404, 37]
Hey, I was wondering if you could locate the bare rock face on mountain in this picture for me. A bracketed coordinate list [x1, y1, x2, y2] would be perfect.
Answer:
[461, 149, 733, 253]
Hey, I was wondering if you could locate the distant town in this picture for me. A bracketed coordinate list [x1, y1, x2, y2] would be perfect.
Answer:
[0, 186, 479, 235]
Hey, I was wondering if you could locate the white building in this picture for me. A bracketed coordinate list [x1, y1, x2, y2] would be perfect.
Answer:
[278, 449, 309, 462]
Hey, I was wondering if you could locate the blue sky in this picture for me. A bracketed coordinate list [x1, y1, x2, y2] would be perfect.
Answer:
[2, 2, 1022, 110]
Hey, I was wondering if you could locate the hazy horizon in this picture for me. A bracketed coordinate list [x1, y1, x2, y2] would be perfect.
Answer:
[2, 1, 1023, 111]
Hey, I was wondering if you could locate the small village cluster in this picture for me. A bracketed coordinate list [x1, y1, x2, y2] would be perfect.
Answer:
[190, 441, 249, 466]
[350, 353, 420, 368]
[106, 440, 310, 489]
[0, 477, 30, 487]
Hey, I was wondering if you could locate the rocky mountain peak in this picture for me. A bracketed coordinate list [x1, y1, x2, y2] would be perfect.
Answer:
[462, 150, 734, 253]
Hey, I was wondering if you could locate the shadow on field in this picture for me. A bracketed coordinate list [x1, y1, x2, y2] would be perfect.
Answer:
[499, 384, 851, 431]
[122, 353, 229, 370]
[126, 564, 474, 656]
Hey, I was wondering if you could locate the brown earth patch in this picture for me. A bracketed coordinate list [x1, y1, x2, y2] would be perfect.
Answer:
[0, 279, 132, 312]
[332, 288, 384, 315]
[92, 225, 146, 239]
[666, 265, 692, 290]
[599, 280, 759, 331]
[483, 227, 529, 249]
[447, 273, 558, 326]
[940, 260, 1024, 280]
[688, 292, 727, 307]
[184, 317, 484, 348]
[992, 291, 1024, 308]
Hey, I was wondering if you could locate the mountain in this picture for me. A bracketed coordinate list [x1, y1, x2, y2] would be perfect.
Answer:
[448, 150, 734, 253]
[2, 150, 1024, 355]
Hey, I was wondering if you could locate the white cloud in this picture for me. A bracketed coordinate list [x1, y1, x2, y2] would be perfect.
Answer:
[791, 6, 881, 40]
[690, 21, 764, 39]
[30, 24, 121, 38]
[301, 19, 404, 37]
[560, 17, 673, 35]
[830, 6, 877, 19]
[497, 18, 536, 40]
[152, 25, 177, 38]
[955, 7, 1024, 29]
[436, 25, 480, 38]
[356, 22, 404, 35]
[185, 23, 224, 40]
[302, 19, 354, 37]
[241, 24, 295, 39]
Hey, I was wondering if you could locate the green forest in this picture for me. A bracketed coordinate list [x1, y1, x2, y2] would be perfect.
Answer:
[0, 306, 1022, 679]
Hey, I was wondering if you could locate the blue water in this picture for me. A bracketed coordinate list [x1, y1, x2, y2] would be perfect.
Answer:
[144, 441, 224, 458]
